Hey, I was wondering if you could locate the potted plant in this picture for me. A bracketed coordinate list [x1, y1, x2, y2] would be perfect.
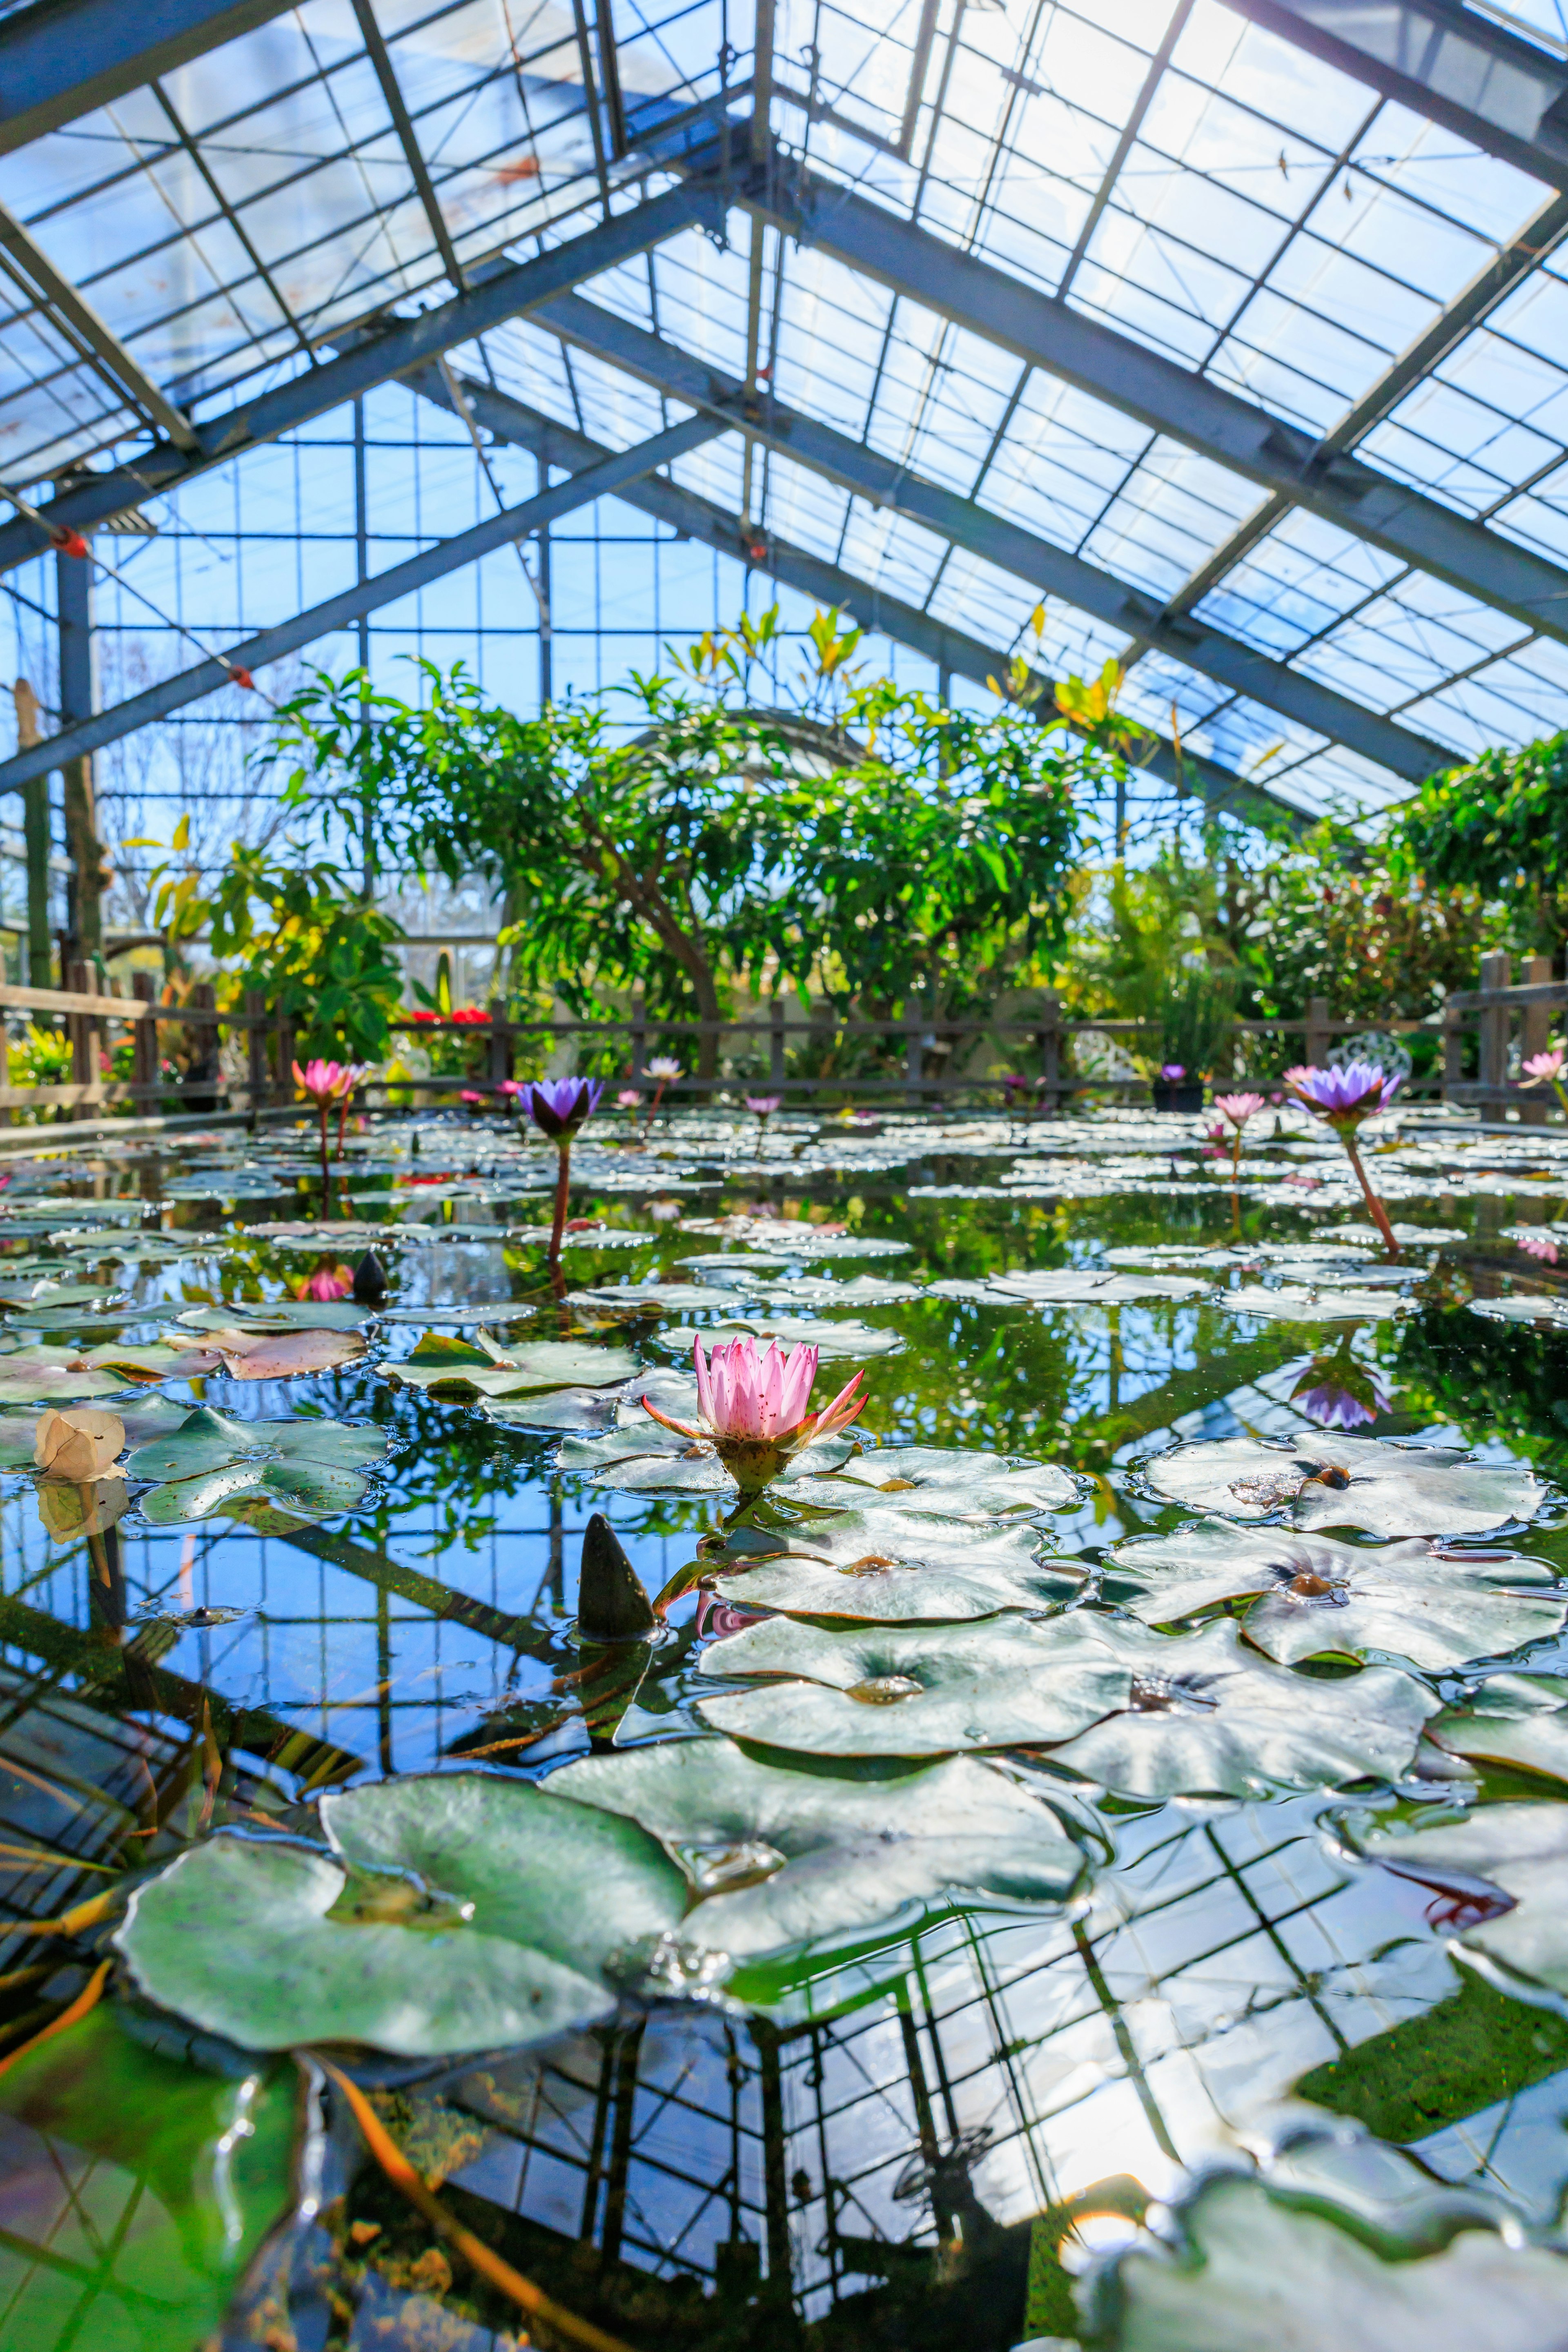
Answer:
[1152, 964, 1235, 1111]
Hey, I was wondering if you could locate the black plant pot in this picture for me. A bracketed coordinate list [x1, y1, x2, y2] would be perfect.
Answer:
[1152, 1080, 1204, 1113]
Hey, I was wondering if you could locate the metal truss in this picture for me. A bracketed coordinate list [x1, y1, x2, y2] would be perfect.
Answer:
[0, 180, 722, 574]
[411, 365, 1313, 834]
[0, 414, 721, 795]
[531, 288, 1450, 785]
[739, 145, 1568, 655]
[0, 0, 297, 158]
[1218, 0, 1568, 192]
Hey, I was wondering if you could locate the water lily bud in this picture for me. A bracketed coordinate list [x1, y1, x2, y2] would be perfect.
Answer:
[34, 1407, 125, 1481]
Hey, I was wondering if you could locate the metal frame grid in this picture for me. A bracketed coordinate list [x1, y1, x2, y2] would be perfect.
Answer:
[4, 0, 1568, 835]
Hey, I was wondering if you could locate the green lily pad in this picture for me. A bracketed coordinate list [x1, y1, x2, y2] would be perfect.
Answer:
[697, 1614, 1131, 1755]
[76, 1340, 220, 1380]
[760, 1274, 925, 1304]
[711, 1546, 1083, 1622]
[718, 1506, 1058, 1579]
[0, 2007, 297, 2352]
[0, 1355, 132, 1402]
[176, 1301, 374, 1332]
[1046, 1617, 1437, 1797]
[1079, 2150, 1568, 2351]
[548, 1739, 1085, 1956]
[126, 1405, 266, 1482]
[0, 1280, 122, 1311]
[255, 1419, 389, 1472]
[114, 1773, 688, 2056]
[140, 1463, 268, 1522]
[1143, 1434, 1542, 1537]
[389, 1334, 637, 1394]
[658, 1317, 902, 1359]
[483, 1388, 623, 1432]
[1109, 1524, 1566, 1670]
[790, 1443, 1078, 1515]
[256, 1459, 372, 1517]
[1360, 1802, 1568, 2005]
[570, 1282, 762, 1312]
[1426, 1674, 1568, 1782]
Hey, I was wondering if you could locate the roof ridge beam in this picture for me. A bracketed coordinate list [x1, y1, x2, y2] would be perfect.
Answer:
[738, 147, 1568, 650]
[0, 414, 719, 793]
[0, 0, 297, 157]
[413, 365, 1305, 833]
[0, 178, 720, 571]
[1216, 0, 1568, 192]
[531, 288, 1450, 784]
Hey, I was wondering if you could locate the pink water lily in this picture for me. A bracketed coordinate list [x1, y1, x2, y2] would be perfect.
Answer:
[643, 1335, 866, 1502]
[1523, 1045, 1568, 1121]
[1212, 1089, 1268, 1184]
[293, 1058, 356, 1106]
[1283, 1062, 1402, 1260]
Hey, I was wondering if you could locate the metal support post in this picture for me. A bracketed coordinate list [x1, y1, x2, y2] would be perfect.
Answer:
[9, 680, 52, 987]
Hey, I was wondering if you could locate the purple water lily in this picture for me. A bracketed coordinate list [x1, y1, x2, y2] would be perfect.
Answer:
[517, 1077, 602, 1140]
[1283, 1060, 1401, 1125]
[1283, 1061, 1402, 1260]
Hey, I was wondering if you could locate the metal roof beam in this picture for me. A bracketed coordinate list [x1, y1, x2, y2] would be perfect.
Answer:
[530, 288, 1450, 784]
[1134, 182, 1568, 657]
[0, 0, 296, 157]
[1215, 0, 1568, 193]
[412, 365, 1316, 836]
[0, 178, 720, 569]
[0, 414, 718, 793]
[0, 200, 199, 449]
[739, 147, 1568, 649]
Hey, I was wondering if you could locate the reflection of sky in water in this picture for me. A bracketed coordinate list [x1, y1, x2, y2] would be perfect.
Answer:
[0, 1111, 1566, 2344]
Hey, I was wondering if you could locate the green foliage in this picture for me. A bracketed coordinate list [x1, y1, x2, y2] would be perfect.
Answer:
[1158, 959, 1236, 1075]
[209, 845, 404, 1061]
[1390, 734, 1568, 951]
[265, 614, 1107, 1076]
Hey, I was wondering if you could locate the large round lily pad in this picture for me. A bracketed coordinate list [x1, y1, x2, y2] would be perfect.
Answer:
[658, 1317, 902, 1359]
[1080, 2161, 1568, 2351]
[389, 1334, 637, 1394]
[114, 1774, 687, 2056]
[548, 1738, 1085, 1956]
[712, 1546, 1081, 1622]
[1143, 1434, 1541, 1537]
[1109, 1523, 1565, 1670]
[697, 1614, 1131, 1755]
[788, 1443, 1078, 1516]
[1360, 1802, 1568, 2004]
[1046, 1618, 1438, 1797]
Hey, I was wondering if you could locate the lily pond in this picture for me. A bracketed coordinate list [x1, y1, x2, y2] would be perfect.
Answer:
[9, 1100, 1568, 2351]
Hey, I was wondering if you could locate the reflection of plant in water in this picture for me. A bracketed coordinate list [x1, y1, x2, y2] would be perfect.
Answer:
[1393, 1305, 1568, 1476]
[1291, 1339, 1391, 1430]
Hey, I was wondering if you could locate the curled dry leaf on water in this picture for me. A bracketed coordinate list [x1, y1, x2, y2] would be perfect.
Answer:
[113, 1773, 688, 2056]
[1107, 1522, 1567, 1671]
[1077, 2130, 1568, 2352]
[1358, 1803, 1568, 2006]
[32, 1406, 124, 1481]
[1143, 1433, 1543, 1537]
[547, 1737, 1085, 1958]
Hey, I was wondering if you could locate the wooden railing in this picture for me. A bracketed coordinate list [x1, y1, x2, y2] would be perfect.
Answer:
[1441, 951, 1564, 1121]
[0, 968, 305, 1126]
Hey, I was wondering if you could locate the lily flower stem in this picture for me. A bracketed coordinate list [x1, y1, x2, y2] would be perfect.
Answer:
[1556, 1078, 1568, 1122]
[646, 1080, 667, 1129]
[316, 1103, 331, 1207]
[548, 1141, 572, 1269]
[1340, 1132, 1401, 1262]
[336, 1090, 350, 1158]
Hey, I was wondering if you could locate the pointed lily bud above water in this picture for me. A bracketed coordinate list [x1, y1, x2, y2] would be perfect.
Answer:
[643, 1336, 867, 1501]
[34, 1406, 125, 1481]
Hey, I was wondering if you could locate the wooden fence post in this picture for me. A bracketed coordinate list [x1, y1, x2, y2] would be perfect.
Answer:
[244, 990, 267, 1115]
[904, 1011, 924, 1109]
[770, 997, 786, 1091]
[1478, 949, 1512, 1107]
[132, 972, 158, 1109]
[1520, 952, 1555, 1125]
[488, 1010, 511, 1091]
[1305, 995, 1331, 1069]
[630, 996, 646, 1081]
[1037, 993, 1062, 1116]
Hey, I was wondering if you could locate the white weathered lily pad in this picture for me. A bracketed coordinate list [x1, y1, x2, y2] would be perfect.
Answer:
[483, 1388, 624, 1432]
[1081, 2162, 1568, 2351]
[760, 1274, 924, 1305]
[1361, 1802, 1568, 2003]
[1110, 1523, 1566, 1670]
[114, 1772, 687, 2056]
[790, 1443, 1078, 1516]
[176, 1302, 374, 1332]
[712, 1544, 1081, 1621]
[697, 1613, 1131, 1755]
[1046, 1617, 1437, 1797]
[989, 1269, 1209, 1305]
[1426, 1674, 1568, 1784]
[658, 1317, 902, 1359]
[1144, 1435, 1542, 1537]
[570, 1282, 761, 1312]
[548, 1739, 1084, 1956]
[1224, 1283, 1408, 1321]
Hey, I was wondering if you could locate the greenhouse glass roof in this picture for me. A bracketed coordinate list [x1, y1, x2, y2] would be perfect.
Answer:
[4, 0, 1568, 827]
